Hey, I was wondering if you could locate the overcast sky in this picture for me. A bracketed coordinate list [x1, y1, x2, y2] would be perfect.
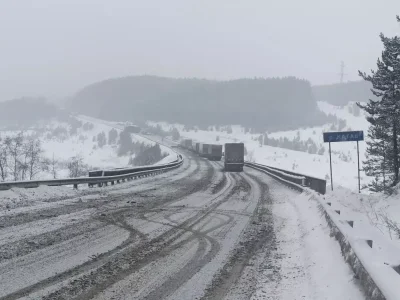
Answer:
[0, 0, 399, 101]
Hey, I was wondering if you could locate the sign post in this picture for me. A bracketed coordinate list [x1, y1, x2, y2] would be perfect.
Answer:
[357, 141, 360, 193]
[323, 130, 364, 193]
[329, 142, 333, 191]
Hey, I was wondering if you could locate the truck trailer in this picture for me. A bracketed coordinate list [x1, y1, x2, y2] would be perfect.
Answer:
[224, 143, 244, 171]
[209, 144, 223, 161]
[195, 142, 200, 154]
[180, 139, 193, 149]
[199, 143, 211, 158]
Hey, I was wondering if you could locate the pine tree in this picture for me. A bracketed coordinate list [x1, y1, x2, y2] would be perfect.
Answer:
[358, 16, 400, 191]
[118, 131, 132, 156]
[97, 132, 107, 148]
[171, 128, 180, 141]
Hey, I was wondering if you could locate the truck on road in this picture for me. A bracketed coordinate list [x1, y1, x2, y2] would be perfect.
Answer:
[224, 143, 244, 171]
[209, 144, 223, 161]
[199, 143, 223, 161]
[180, 139, 193, 149]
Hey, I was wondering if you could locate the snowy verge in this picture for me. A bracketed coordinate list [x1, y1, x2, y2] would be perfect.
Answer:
[0, 185, 80, 210]
[316, 191, 400, 300]
[249, 162, 400, 300]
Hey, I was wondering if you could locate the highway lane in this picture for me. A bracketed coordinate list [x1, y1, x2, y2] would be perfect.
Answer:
[0, 149, 325, 300]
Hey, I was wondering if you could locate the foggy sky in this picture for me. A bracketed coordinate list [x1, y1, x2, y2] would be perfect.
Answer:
[1, 0, 399, 101]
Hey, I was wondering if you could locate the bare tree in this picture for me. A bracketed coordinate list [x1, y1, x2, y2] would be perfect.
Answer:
[0, 138, 8, 181]
[67, 155, 87, 178]
[51, 153, 58, 179]
[25, 138, 43, 180]
[5, 133, 24, 181]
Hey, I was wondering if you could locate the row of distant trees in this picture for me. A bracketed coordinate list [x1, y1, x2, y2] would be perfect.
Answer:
[0, 132, 92, 181]
[256, 133, 325, 155]
[46, 120, 94, 142]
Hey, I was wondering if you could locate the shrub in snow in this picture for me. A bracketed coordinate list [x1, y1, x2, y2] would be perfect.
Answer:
[108, 129, 118, 144]
[82, 122, 94, 131]
[51, 126, 68, 141]
[131, 144, 167, 166]
[67, 155, 89, 178]
[97, 132, 107, 148]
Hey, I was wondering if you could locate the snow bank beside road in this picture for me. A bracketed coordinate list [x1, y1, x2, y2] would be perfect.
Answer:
[318, 188, 400, 300]
[0, 185, 79, 210]
[250, 173, 364, 300]
[324, 187, 400, 241]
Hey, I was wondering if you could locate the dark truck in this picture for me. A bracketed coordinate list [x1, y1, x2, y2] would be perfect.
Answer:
[180, 139, 192, 149]
[199, 143, 211, 158]
[224, 143, 244, 171]
[209, 144, 223, 161]
[195, 142, 200, 154]
[199, 143, 222, 160]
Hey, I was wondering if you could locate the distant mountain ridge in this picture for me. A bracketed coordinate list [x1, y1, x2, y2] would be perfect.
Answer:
[68, 75, 333, 131]
[312, 80, 376, 106]
[0, 98, 64, 128]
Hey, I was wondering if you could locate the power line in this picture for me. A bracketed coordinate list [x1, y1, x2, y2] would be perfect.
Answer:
[339, 61, 347, 83]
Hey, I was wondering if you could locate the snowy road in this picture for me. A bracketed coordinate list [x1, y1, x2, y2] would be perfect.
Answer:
[0, 150, 364, 300]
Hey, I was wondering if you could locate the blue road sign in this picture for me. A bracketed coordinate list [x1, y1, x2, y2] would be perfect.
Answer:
[323, 131, 364, 143]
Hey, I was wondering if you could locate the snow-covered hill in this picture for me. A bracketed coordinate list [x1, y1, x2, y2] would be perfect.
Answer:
[0, 115, 176, 181]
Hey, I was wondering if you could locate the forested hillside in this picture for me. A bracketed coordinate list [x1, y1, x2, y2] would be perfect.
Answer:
[68, 76, 331, 131]
[0, 98, 66, 128]
[312, 80, 377, 106]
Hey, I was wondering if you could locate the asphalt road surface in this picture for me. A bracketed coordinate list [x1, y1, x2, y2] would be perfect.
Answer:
[0, 149, 305, 300]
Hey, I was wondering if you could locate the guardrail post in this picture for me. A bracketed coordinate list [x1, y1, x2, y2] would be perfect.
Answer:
[117, 180, 120, 183]
[73, 184, 78, 189]
[98, 183, 102, 187]
[111, 181, 114, 185]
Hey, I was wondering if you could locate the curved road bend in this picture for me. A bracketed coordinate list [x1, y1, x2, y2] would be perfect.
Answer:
[0, 149, 361, 300]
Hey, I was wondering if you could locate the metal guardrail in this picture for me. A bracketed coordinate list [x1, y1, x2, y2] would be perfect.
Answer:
[245, 161, 326, 194]
[0, 156, 183, 191]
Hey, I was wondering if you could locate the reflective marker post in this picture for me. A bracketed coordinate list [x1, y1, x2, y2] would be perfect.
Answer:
[357, 141, 360, 193]
[323, 130, 364, 192]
